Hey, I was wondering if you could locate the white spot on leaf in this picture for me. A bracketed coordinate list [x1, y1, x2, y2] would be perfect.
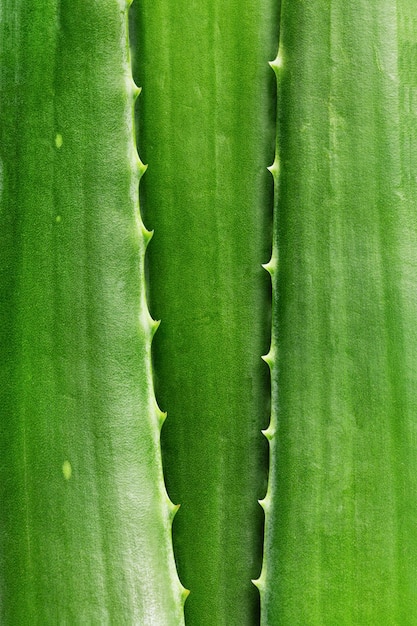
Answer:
[62, 460, 72, 480]
[55, 133, 63, 149]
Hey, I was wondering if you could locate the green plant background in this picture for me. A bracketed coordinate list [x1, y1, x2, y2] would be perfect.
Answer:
[2, 0, 417, 624]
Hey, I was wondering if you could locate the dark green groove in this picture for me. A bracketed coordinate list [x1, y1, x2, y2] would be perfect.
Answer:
[260, 1, 417, 624]
[131, 2, 278, 623]
[0, 1, 184, 622]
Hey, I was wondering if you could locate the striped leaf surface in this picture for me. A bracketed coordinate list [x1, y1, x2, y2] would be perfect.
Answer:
[0, 1, 184, 622]
[261, 1, 417, 623]
[131, 0, 277, 623]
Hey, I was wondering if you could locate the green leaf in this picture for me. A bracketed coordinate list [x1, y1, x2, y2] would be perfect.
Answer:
[0, 1, 184, 622]
[130, 1, 277, 623]
[260, 1, 417, 623]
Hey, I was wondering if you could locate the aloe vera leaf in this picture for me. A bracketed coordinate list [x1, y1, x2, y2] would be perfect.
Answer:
[0, 1, 185, 622]
[130, 2, 278, 623]
[258, 1, 417, 623]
